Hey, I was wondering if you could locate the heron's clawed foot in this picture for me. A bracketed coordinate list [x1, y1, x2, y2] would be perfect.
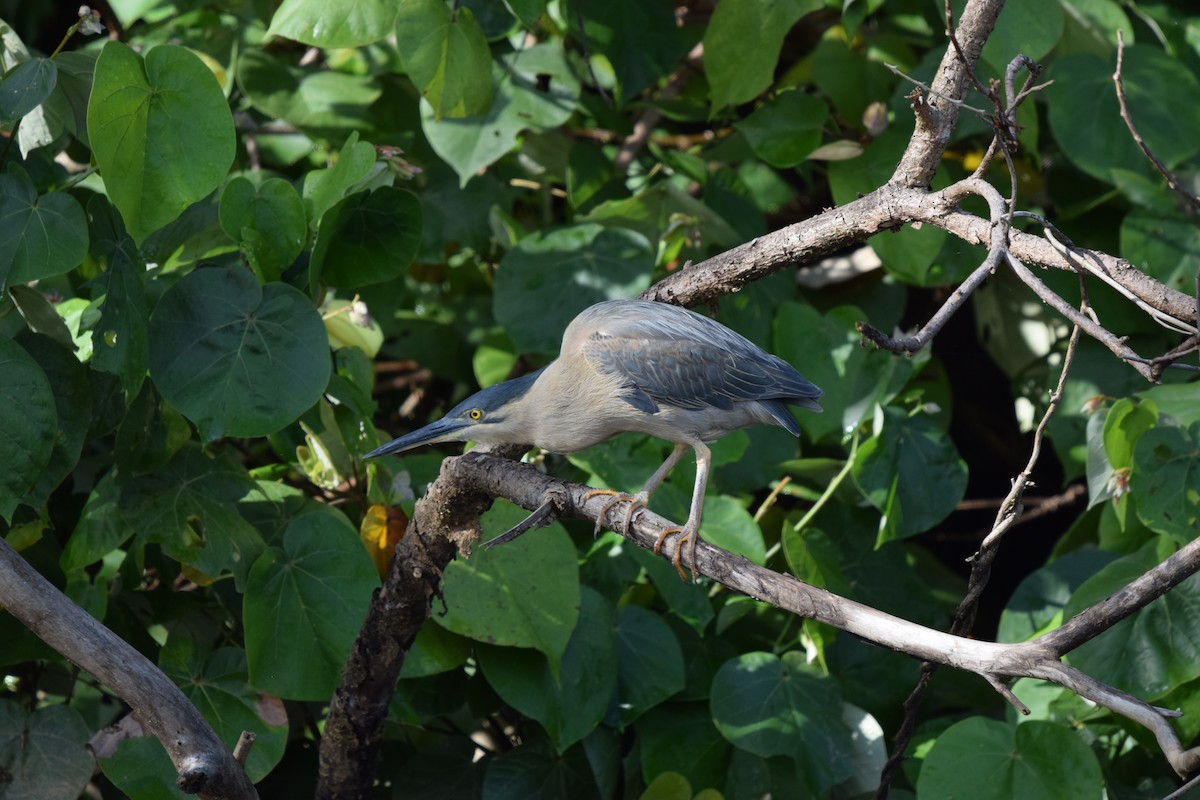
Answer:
[583, 489, 647, 538]
[652, 526, 698, 583]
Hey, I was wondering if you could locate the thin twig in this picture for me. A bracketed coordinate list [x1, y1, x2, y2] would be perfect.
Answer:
[1113, 30, 1200, 212]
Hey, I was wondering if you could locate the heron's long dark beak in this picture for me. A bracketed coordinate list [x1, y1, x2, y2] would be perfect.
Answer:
[364, 416, 469, 459]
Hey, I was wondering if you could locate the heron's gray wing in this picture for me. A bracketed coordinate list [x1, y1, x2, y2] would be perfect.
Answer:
[583, 332, 820, 413]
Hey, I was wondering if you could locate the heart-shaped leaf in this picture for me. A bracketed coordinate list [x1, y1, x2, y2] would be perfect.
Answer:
[149, 266, 331, 440]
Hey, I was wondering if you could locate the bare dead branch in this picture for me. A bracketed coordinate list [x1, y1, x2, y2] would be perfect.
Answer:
[0, 539, 258, 800]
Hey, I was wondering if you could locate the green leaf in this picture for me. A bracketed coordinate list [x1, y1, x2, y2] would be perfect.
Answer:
[710, 651, 853, 791]
[695, 496, 766, 566]
[244, 512, 379, 700]
[637, 703, 730, 794]
[218, 177, 307, 283]
[479, 588, 616, 751]
[827, 125, 952, 285]
[0, 174, 88, 290]
[0, 56, 56, 123]
[570, 0, 685, 102]
[1047, 48, 1200, 184]
[493, 223, 654, 355]
[302, 131, 378, 225]
[1065, 542, 1200, 699]
[1102, 397, 1157, 471]
[399, 622, 471, 679]
[734, 91, 828, 168]
[853, 406, 968, 544]
[87, 42, 235, 244]
[162, 646, 288, 781]
[0, 337, 54, 523]
[15, 334, 90, 509]
[237, 48, 381, 138]
[100, 736, 188, 800]
[774, 302, 914, 443]
[581, 182, 742, 253]
[705, 0, 822, 109]
[395, 0, 492, 118]
[640, 772, 692, 800]
[482, 737, 600, 800]
[916, 718, 1102, 800]
[267, 0, 398, 47]
[148, 266, 331, 441]
[0, 701, 94, 800]
[309, 187, 422, 290]
[421, 43, 579, 186]
[1130, 425, 1200, 541]
[436, 511, 580, 677]
[997, 548, 1116, 643]
[121, 445, 265, 583]
[1121, 211, 1200, 299]
[612, 605, 685, 726]
[61, 469, 134, 572]
[977, 0, 1063, 68]
[8, 285, 73, 348]
[91, 254, 149, 397]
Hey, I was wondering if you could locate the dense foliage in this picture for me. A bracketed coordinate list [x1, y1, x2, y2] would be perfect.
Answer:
[0, 0, 1198, 798]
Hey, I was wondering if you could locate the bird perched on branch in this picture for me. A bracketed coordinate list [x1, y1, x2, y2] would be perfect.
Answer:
[366, 299, 822, 580]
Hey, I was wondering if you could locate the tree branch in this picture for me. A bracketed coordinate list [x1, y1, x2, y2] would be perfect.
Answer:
[0, 539, 258, 800]
[433, 451, 1200, 778]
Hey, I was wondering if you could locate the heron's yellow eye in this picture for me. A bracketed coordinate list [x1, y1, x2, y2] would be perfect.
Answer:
[468, 409, 484, 421]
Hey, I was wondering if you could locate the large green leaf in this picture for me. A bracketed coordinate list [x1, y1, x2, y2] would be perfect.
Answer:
[611, 605, 685, 726]
[120, 444, 265, 583]
[774, 302, 915, 444]
[161, 645, 288, 781]
[309, 186, 422, 289]
[90, 253, 149, 397]
[916, 718, 1102, 800]
[710, 651, 853, 791]
[704, 0, 822, 109]
[734, 91, 829, 168]
[15, 334, 90, 509]
[569, 0, 685, 103]
[60, 469, 134, 572]
[1047, 48, 1200, 184]
[237, 48, 381, 138]
[997, 548, 1117, 643]
[267, 0, 398, 47]
[1121, 211, 1200, 296]
[493, 223, 654, 355]
[99, 736, 188, 800]
[421, 43, 579, 186]
[637, 703, 730, 794]
[436, 505, 580, 677]
[482, 737, 600, 800]
[148, 266, 331, 440]
[395, 0, 492, 118]
[244, 512, 379, 700]
[0, 337, 55, 522]
[0, 173, 88, 290]
[853, 406, 968, 544]
[87, 42, 235, 243]
[1131, 425, 1200, 541]
[1064, 542, 1200, 699]
[478, 588, 616, 751]
[976, 0, 1063, 68]
[218, 176, 307, 283]
[0, 701, 94, 800]
[0, 56, 56, 123]
[301, 131, 378, 225]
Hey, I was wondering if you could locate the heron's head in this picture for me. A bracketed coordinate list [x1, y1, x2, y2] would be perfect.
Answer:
[365, 368, 545, 458]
